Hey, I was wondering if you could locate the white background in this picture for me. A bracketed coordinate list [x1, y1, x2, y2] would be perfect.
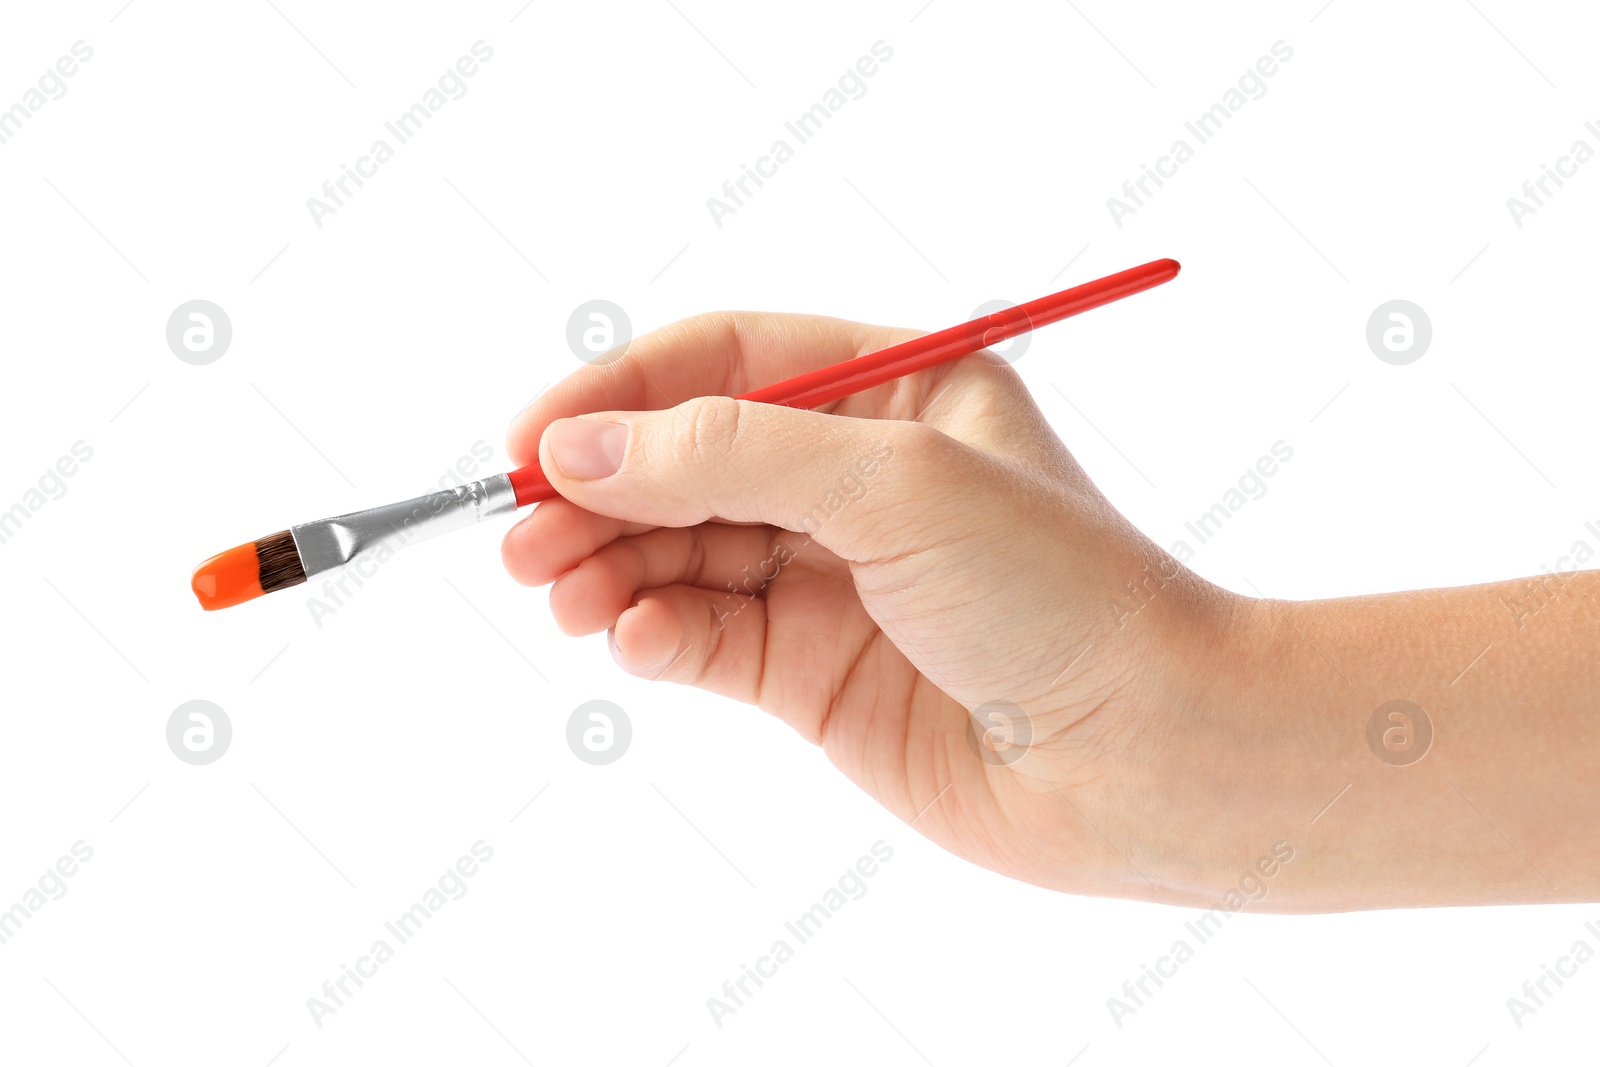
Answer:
[1, 1, 1597, 1064]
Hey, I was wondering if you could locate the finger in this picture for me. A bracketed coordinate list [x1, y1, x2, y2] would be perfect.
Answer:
[539, 397, 993, 564]
[613, 582, 884, 744]
[550, 523, 803, 636]
[609, 584, 766, 706]
[507, 312, 918, 467]
[500, 498, 655, 587]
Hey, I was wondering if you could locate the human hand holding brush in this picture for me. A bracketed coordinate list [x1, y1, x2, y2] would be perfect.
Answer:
[193, 263, 1600, 910]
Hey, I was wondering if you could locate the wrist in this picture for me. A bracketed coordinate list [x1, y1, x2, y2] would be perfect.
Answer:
[1133, 586, 1351, 909]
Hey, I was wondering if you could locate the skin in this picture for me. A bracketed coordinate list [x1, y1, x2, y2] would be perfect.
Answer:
[503, 312, 1600, 912]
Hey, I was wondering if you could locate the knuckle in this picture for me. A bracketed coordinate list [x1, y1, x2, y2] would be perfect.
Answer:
[675, 395, 745, 464]
[882, 418, 952, 465]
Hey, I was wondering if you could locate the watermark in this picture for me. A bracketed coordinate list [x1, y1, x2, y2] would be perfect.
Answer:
[306, 840, 494, 1028]
[167, 300, 233, 365]
[306, 42, 495, 228]
[1365, 300, 1431, 365]
[1107, 41, 1294, 228]
[965, 699, 1033, 766]
[706, 41, 894, 228]
[706, 841, 895, 1028]
[566, 299, 632, 365]
[1504, 520, 1600, 629]
[566, 699, 631, 765]
[1505, 120, 1600, 229]
[793, 440, 894, 537]
[1106, 841, 1294, 1028]
[434, 440, 498, 492]
[1505, 918, 1600, 1028]
[1109, 556, 1183, 629]
[1365, 699, 1432, 766]
[0, 41, 94, 148]
[167, 700, 232, 766]
[971, 300, 1030, 365]
[714, 440, 894, 629]
[0, 841, 94, 948]
[1167, 440, 1294, 563]
[0, 440, 93, 548]
[304, 441, 496, 627]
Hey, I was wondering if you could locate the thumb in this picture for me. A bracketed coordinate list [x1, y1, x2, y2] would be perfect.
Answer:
[538, 396, 968, 563]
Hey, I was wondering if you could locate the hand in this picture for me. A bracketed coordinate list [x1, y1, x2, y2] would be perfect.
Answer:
[503, 310, 1600, 911]
[502, 311, 1240, 904]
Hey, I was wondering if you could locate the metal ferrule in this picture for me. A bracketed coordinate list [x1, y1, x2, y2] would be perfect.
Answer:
[290, 473, 517, 579]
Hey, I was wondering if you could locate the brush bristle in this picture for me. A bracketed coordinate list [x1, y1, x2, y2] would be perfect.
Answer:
[256, 530, 307, 593]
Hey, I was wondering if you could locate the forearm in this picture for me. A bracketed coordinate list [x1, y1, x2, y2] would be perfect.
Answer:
[1201, 571, 1600, 910]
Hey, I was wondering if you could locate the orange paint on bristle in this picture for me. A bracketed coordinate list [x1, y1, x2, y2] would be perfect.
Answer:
[191, 543, 264, 611]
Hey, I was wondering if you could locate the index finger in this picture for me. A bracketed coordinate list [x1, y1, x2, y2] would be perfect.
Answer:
[506, 310, 915, 468]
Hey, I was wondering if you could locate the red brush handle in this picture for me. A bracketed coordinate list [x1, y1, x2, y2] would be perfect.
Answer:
[508, 257, 1180, 506]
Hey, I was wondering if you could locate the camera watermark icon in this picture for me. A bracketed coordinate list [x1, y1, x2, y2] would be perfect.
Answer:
[166, 300, 232, 365]
[965, 699, 1033, 766]
[566, 300, 631, 365]
[1366, 300, 1431, 365]
[166, 700, 232, 765]
[1366, 699, 1432, 766]
[566, 699, 631, 765]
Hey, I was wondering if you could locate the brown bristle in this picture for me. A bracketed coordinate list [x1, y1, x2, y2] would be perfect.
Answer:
[256, 530, 307, 593]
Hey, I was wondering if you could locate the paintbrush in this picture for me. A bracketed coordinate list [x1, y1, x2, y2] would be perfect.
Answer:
[191, 258, 1180, 611]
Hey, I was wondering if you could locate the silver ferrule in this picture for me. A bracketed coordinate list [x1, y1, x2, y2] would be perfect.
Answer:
[290, 473, 517, 579]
